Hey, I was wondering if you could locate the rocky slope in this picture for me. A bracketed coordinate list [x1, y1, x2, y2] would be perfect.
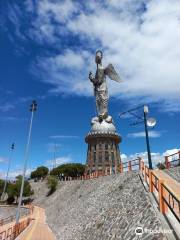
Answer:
[31, 172, 166, 240]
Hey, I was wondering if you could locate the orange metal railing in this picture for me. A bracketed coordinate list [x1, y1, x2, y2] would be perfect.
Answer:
[0, 205, 34, 240]
[0, 205, 33, 227]
[165, 151, 180, 169]
[0, 218, 31, 240]
[140, 161, 180, 224]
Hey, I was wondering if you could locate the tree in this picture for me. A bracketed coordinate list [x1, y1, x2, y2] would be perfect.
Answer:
[6, 176, 34, 203]
[47, 175, 58, 196]
[31, 166, 49, 180]
[0, 179, 5, 196]
[157, 162, 166, 170]
[50, 163, 85, 178]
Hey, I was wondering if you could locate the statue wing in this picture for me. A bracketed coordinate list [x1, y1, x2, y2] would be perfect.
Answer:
[105, 64, 122, 82]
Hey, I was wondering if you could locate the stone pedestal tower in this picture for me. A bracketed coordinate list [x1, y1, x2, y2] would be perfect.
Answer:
[85, 117, 122, 174]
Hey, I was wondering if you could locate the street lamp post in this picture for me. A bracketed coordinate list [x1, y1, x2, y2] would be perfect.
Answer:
[119, 104, 156, 170]
[16, 100, 37, 224]
[143, 106, 153, 170]
[1, 143, 15, 200]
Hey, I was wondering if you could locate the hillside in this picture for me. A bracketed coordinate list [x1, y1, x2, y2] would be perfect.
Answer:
[164, 166, 180, 182]
[31, 172, 166, 240]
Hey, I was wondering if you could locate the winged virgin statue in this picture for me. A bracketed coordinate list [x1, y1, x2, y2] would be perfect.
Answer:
[89, 50, 122, 123]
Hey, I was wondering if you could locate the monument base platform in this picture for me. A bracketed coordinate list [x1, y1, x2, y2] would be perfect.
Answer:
[85, 117, 122, 174]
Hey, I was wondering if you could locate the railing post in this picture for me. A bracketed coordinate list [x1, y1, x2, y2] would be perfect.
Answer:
[128, 161, 132, 171]
[141, 161, 144, 174]
[165, 156, 169, 169]
[110, 167, 112, 175]
[158, 180, 167, 214]
[114, 166, 117, 174]
[144, 166, 147, 182]
[138, 158, 141, 170]
[142, 161, 145, 173]
[120, 163, 123, 173]
[149, 170, 153, 193]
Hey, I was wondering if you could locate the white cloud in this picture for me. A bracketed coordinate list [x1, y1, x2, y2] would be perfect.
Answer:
[0, 157, 8, 163]
[0, 103, 15, 112]
[163, 148, 180, 156]
[46, 156, 72, 167]
[27, 0, 78, 44]
[121, 153, 127, 159]
[4, 0, 180, 111]
[0, 168, 32, 180]
[127, 130, 161, 138]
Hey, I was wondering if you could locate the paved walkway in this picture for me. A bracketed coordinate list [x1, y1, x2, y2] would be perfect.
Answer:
[16, 206, 55, 240]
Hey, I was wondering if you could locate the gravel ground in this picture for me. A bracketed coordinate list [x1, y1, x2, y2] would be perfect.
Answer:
[0, 206, 29, 219]
[164, 166, 180, 182]
[31, 172, 166, 240]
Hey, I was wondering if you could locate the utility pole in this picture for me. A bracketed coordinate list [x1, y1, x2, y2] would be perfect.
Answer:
[1, 143, 15, 200]
[53, 143, 57, 169]
[16, 100, 37, 224]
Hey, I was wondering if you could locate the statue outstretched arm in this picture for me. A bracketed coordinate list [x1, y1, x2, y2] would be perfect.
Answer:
[89, 71, 96, 84]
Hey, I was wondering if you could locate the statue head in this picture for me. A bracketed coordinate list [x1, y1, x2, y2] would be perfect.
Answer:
[95, 50, 103, 64]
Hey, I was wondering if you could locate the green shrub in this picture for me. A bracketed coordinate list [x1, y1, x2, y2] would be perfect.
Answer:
[7, 196, 15, 204]
[47, 176, 58, 196]
[157, 162, 166, 170]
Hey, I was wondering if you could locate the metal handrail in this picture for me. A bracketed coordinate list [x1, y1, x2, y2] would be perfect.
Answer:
[0, 218, 31, 240]
[0, 206, 31, 226]
[169, 158, 180, 167]
[151, 172, 159, 191]
[121, 158, 140, 168]
[162, 183, 180, 223]
[142, 161, 180, 224]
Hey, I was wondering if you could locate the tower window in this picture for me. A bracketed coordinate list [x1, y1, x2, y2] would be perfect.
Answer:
[99, 151, 102, 163]
[111, 152, 114, 165]
[105, 151, 109, 162]
[94, 152, 96, 163]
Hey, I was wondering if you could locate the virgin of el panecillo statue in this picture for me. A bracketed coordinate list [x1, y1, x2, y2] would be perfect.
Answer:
[85, 50, 122, 174]
[89, 50, 122, 123]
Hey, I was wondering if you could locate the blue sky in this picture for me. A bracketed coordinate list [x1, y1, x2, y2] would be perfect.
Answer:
[0, 0, 180, 178]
